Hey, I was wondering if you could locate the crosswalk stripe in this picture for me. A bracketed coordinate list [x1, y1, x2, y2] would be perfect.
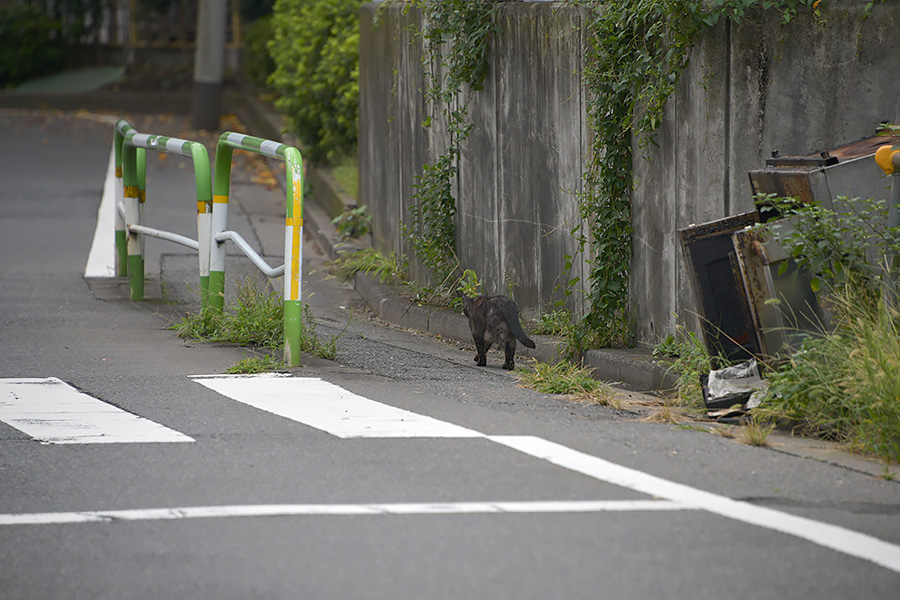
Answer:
[192, 373, 483, 438]
[0, 378, 193, 444]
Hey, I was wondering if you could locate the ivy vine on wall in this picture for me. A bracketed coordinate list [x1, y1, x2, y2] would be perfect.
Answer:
[404, 0, 499, 301]
[404, 0, 851, 350]
[571, 0, 829, 351]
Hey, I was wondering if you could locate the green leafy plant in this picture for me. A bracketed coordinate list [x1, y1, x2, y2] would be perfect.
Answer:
[458, 269, 482, 298]
[333, 248, 407, 284]
[756, 193, 898, 301]
[531, 309, 573, 337]
[518, 359, 615, 406]
[332, 205, 372, 240]
[269, 0, 362, 163]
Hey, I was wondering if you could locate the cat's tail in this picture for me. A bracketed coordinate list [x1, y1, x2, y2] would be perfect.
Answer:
[505, 304, 536, 349]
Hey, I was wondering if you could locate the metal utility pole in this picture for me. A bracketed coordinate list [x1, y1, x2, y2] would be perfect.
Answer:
[191, 0, 227, 131]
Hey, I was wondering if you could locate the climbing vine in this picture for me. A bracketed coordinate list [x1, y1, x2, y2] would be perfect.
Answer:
[571, 0, 827, 350]
[400, 0, 856, 348]
[404, 0, 499, 300]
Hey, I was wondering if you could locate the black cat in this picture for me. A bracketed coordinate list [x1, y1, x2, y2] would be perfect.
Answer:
[462, 295, 536, 370]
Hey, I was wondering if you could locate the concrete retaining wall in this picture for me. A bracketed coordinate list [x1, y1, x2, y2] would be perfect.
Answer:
[358, 1, 900, 344]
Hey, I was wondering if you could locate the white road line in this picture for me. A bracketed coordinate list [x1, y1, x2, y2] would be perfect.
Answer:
[0, 378, 193, 444]
[490, 435, 900, 574]
[0, 500, 694, 526]
[84, 145, 116, 278]
[192, 373, 483, 438]
[192, 374, 900, 574]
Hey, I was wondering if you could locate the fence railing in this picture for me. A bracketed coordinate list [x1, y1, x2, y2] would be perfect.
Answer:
[112, 120, 305, 366]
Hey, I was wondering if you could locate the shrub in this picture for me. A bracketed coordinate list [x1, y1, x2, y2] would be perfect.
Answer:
[755, 195, 900, 461]
[0, 4, 65, 88]
[243, 15, 275, 90]
[268, 0, 362, 163]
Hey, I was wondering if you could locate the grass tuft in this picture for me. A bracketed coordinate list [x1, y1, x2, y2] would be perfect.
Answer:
[333, 248, 406, 284]
[225, 354, 285, 374]
[518, 360, 616, 406]
[738, 416, 775, 447]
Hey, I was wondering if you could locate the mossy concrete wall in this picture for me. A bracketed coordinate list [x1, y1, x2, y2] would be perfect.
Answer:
[358, 1, 900, 344]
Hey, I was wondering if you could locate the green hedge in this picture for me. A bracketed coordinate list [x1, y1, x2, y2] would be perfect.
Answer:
[243, 15, 275, 90]
[0, 4, 65, 88]
[268, 0, 362, 164]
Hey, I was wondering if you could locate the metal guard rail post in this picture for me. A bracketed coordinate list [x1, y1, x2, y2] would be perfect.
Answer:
[213, 132, 304, 367]
[121, 131, 212, 303]
[113, 119, 145, 277]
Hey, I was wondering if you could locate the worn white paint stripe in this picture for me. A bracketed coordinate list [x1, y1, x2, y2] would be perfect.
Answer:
[489, 435, 900, 574]
[259, 139, 282, 159]
[0, 500, 692, 526]
[84, 145, 116, 277]
[130, 132, 151, 147]
[191, 374, 482, 438]
[165, 138, 185, 154]
[0, 378, 193, 444]
[226, 132, 246, 147]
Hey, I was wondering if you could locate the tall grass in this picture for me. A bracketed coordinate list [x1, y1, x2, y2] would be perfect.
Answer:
[761, 286, 900, 461]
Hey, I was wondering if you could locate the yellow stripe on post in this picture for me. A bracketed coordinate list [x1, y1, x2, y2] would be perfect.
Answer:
[213, 195, 229, 204]
[290, 224, 301, 300]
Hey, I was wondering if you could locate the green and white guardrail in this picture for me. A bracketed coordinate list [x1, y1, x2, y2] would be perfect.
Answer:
[212, 132, 305, 367]
[111, 119, 305, 366]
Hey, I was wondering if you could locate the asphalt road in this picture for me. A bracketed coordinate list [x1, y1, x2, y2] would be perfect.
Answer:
[1, 109, 899, 599]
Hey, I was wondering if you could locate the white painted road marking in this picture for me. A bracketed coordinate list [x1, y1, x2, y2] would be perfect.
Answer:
[192, 373, 483, 438]
[0, 378, 193, 444]
[189, 374, 900, 574]
[84, 145, 117, 278]
[0, 500, 693, 526]
[490, 435, 900, 574]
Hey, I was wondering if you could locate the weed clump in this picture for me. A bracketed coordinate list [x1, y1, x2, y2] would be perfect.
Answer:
[518, 360, 616, 407]
[171, 278, 340, 364]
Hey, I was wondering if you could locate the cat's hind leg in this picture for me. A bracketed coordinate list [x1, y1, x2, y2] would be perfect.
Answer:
[474, 337, 488, 367]
[502, 339, 516, 370]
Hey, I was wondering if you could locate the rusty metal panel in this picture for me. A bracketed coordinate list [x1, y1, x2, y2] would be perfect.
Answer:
[749, 131, 900, 213]
[679, 212, 761, 360]
[732, 223, 826, 357]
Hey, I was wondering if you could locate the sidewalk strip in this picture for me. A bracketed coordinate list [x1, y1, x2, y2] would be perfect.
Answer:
[0, 378, 193, 444]
[489, 435, 900, 574]
[0, 500, 694, 526]
[191, 374, 483, 438]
